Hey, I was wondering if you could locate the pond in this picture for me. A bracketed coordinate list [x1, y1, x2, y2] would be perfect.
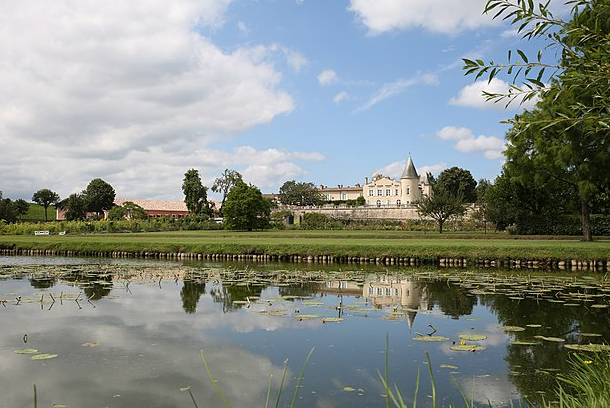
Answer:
[1, 256, 609, 408]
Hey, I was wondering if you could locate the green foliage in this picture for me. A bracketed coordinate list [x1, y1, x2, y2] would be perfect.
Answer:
[182, 169, 212, 217]
[31, 189, 60, 221]
[107, 206, 127, 221]
[415, 187, 467, 234]
[223, 182, 271, 231]
[211, 169, 243, 215]
[436, 167, 477, 203]
[61, 193, 88, 221]
[279, 181, 323, 206]
[84, 178, 116, 217]
[20, 203, 57, 222]
[300, 213, 335, 230]
[0, 192, 29, 223]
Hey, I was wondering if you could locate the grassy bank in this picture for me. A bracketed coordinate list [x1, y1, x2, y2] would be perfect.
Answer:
[1, 230, 609, 263]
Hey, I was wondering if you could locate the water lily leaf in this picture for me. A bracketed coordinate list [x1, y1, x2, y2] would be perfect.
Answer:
[294, 314, 318, 320]
[512, 341, 542, 346]
[534, 336, 565, 343]
[564, 344, 610, 352]
[13, 348, 38, 354]
[526, 324, 542, 328]
[459, 334, 487, 341]
[322, 317, 343, 323]
[31, 353, 58, 360]
[343, 386, 356, 392]
[81, 342, 101, 347]
[440, 364, 458, 369]
[413, 336, 450, 342]
[591, 304, 609, 309]
[498, 325, 526, 332]
[450, 345, 486, 351]
[580, 333, 603, 337]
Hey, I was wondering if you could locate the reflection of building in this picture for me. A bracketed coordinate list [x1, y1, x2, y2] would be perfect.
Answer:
[364, 276, 429, 328]
[322, 280, 363, 295]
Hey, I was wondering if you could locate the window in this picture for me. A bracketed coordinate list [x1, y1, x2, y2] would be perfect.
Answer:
[376, 200, 381, 207]
[385, 189, 391, 196]
[395, 189, 399, 196]
[341, 193, 347, 200]
[406, 187, 410, 195]
[396, 200, 401, 206]
[377, 189, 382, 196]
[369, 189, 374, 196]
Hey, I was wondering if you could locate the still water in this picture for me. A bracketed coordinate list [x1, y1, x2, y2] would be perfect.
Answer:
[1, 256, 609, 408]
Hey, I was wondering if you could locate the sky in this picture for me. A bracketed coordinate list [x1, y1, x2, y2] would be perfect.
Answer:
[0, 0, 562, 202]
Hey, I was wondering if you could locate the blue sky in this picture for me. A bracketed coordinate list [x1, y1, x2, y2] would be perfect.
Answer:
[0, 0, 559, 201]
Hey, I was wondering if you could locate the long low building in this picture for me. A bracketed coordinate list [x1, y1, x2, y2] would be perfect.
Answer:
[56, 198, 190, 220]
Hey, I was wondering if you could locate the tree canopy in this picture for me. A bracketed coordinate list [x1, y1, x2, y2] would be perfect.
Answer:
[32, 188, 60, 221]
[84, 178, 116, 217]
[211, 169, 243, 216]
[182, 169, 212, 217]
[436, 167, 477, 203]
[223, 182, 271, 231]
[278, 181, 323, 206]
[415, 186, 467, 234]
[61, 193, 88, 221]
[0, 191, 29, 223]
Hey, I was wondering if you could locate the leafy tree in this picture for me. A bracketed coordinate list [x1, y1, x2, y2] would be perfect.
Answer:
[278, 180, 323, 206]
[84, 178, 116, 218]
[436, 167, 477, 203]
[223, 182, 271, 231]
[211, 169, 243, 216]
[32, 188, 60, 221]
[182, 169, 211, 216]
[107, 206, 127, 221]
[415, 186, 467, 234]
[62, 193, 88, 221]
[463, 0, 610, 131]
[0, 192, 29, 223]
[122, 201, 147, 219]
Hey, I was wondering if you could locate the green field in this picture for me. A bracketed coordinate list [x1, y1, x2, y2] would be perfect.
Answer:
[18, 203, 56, 222]
[1, 230, 609, 262]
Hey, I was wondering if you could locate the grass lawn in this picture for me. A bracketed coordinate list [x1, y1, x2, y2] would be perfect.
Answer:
[18, 203, 56, 222]
[1, 230, 609, 261]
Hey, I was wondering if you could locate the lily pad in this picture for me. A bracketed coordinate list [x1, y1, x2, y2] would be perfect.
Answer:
[591, 304, 609, 309]
[580, 333, 603, 337]
[413, 336, 450, 342]
[564, 344, 610, 352]
[81, 342, 101, 347]
[13, 348, 38, 354]
[526, 324, 542, 328]
[31, 353, 58, 360]
[440, 364, 458, 369]
[459, 334, 487, 341]
[512, 341, 542, 346]
[450, 345, 486, 351]
[294, 314, 318, 320]
[534, 336, 565, 343]
[321, 317, 343, 323]
[498, 325, 526, 332]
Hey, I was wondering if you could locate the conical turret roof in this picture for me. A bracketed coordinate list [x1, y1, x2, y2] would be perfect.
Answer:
[400, 155, 419, 179]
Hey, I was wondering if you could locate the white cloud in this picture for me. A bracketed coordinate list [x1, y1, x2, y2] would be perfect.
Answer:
[374, 160, 446, 180]
[349, 0, 497, 35]
[449, 78, 538, 111]
[356, 73, 438, 112]
[317, 69, 339, 86]
[0, 0, 297, 199]
[436, 126, 504, 160]
[419, 163, 447, 176]
[333, 91, 350, 104]
[237, 20, 250, 35]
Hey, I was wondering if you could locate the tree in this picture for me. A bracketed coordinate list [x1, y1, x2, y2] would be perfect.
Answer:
[84, 178, 116, 218]
[415, 186, 467, 234]
[61, 193, 88, 221]
[223, 182, 271, 230]
[463, 0, 610, 131]
[182, 169, 211, 216]
[278, 181, 323, 206]
[0, 192, 29, 223]
[436, 167, 477, 203]
[32, 189, 60, 221]
[211, 169, 243, 216]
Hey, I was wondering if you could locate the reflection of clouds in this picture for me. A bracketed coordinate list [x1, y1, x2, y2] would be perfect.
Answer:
[459, 374, 520, 406]
[0, 279, 298, 408]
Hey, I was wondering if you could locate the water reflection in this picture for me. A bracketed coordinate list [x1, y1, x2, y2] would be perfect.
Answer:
[1, 258, 609, 407]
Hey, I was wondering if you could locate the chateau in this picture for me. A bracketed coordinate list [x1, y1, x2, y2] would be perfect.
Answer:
[320, 155, 432, 206]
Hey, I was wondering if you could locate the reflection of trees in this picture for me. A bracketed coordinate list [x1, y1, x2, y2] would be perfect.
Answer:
[209, 283, 265, 313]
[60, 271, 113, 300]
[423, 279, 476, 318]
[482, 294, 610, 405]
[30, 277, 57, 289]
[278, 283, 322, 298]
[181, 279, 207, 314]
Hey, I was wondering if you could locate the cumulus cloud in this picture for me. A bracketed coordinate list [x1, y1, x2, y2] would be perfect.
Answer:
[449, 78, 538, 110]
[374, 160, 446, 180]
[317, 69, 339, 86]
[349, 0, 497, 35]
[437, 126, 505, 160]
[0, 0, 298, 199]
[356, 73, 438, 112]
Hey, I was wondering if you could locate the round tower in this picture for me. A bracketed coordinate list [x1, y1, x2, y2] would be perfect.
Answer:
[400, 155, 420, 205]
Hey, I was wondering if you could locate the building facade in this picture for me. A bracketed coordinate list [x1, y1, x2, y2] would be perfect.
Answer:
[320, 155, 432, 207]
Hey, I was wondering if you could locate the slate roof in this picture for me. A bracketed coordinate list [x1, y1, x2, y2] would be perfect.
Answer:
[400, 156, 419, 179]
